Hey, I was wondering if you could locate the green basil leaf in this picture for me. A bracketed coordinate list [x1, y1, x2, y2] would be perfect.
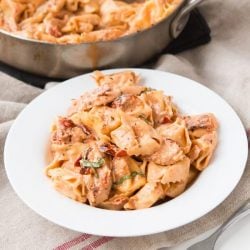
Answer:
[80, 158, 105, 168]
[114, 171, 144, 186]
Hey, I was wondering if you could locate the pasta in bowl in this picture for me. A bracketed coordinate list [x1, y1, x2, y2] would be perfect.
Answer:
[46, 70, 218, 210]
[5, 68, 248, 236]
[0, 0, 182, 44]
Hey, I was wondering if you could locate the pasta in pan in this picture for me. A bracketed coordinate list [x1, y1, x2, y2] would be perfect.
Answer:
[46, 70, 219, 210]
[0, 0, 182, 44]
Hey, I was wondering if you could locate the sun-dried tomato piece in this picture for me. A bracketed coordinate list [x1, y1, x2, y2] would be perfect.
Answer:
[60, 117, 75, 128]
[80, 168, 92, 175]
[99, 143, 127, 157]
[116, 150, 127, 157]
[99, 143, 116, 156]
[74, 155, 82, 167]
[161, 116, 171, 124]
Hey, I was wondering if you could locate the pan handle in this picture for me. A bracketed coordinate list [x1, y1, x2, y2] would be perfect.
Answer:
[170, 0, 205, 39]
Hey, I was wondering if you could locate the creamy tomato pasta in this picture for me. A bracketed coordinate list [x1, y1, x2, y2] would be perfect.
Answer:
[0, 0, 182, 44]
[45, 70, 219, 210]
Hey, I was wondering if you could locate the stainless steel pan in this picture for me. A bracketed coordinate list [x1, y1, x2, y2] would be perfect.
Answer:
[0, 0, 204, 78]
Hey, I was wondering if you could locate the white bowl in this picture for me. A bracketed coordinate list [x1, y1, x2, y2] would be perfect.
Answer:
[4, 69, 248, 237]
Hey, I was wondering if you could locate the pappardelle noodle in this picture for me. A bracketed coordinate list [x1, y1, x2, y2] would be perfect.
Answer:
[46, 70, 218, 210]
[0, 0, 182, 44]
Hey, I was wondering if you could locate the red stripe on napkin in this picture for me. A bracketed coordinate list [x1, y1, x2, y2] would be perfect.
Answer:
[54, 234, 92, 250]
[81, 237, 114, 250]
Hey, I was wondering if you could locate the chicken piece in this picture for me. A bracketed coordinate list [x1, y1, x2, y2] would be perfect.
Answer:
[156, 118, 191, 154]
[112, 157, 146, 195]
[98, 194, 129, 210]
[93, 70, 139, 87]
[145, 139, 184, 166]
[68, 84, 121, 113]
[112, 94, 153, 121]
[83, 165, 112, 206]
[184, 113, 218, 138]
[51, 117, 88, 144]
[80, 142, 112, 206]
[188, 131, 218, 171]
[147, 157, 190, 184]
[68, 83, 146, 114]
[124, 182, 165, 210]
[69, 71, 143, 114]
[112, 157, 130, 184]
[141, 90, 178, 125]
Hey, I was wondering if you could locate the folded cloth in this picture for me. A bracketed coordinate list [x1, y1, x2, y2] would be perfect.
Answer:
[0, 0, 250, 249]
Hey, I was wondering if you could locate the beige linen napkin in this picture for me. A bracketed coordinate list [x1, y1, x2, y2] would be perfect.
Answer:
[1, 0, 250, 249]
